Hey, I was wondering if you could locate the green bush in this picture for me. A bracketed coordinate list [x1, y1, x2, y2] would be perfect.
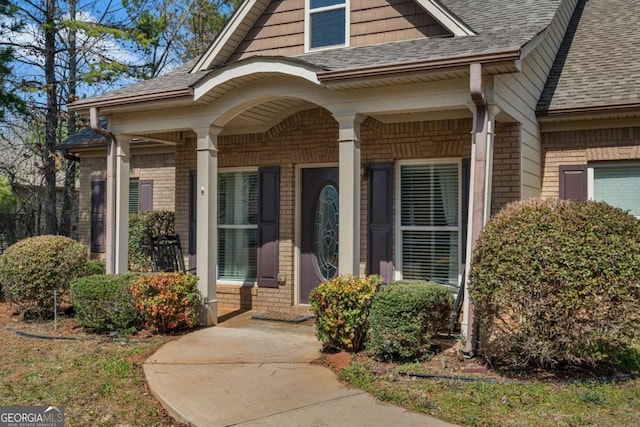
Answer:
[129, 210, 174, 272]
[470, 199, 640, 371]
[129, 272, 201, 333]
[70, 273, 143, 334]
[309, 275, 381, 352]
[367, 281, 453, 361]
[83, 259, 106, 276]
[0, 235, 87, 315]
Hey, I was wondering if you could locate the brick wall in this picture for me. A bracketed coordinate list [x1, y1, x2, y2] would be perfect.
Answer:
[175, 108, 521, 312]
[79, 152, 175, 258]
[541, 127, 640, 199]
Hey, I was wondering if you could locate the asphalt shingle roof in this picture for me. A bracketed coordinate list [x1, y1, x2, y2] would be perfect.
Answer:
[71, 0, 564, 107]
[538, 0, 640, 113]
[60, 117, 107, 147]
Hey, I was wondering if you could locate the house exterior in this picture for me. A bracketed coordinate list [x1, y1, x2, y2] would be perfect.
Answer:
[63, 0, 640, 354]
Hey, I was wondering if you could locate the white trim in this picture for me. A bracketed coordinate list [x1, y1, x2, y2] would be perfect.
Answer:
[304, 0, 350, 52]
[193, 59, 323, 101]
[192, 0, 262, 72]
[394, 158, 463, 284]
[416, 0, 475, 36]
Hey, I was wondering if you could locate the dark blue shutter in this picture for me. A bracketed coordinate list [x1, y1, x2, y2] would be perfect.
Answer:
[367, 162, 393, 283]
[559, 165, 588, 200]
[90, 181, 105, 253]
[138, 180, 153, 211]
[257, 166, 280, 287]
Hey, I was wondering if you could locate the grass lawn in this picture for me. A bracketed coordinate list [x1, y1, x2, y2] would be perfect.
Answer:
[337, 353, 640, 427]
[0, 302, 183, 426]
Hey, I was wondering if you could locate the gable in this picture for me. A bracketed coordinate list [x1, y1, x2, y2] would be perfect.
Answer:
[224, 0, 453, 65]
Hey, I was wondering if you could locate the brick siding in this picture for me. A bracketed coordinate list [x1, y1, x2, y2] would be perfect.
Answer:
[541, 127, 640, 199]
[174, 108, 521, 312]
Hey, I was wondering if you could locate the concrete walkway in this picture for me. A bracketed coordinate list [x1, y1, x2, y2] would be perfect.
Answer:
[144, 311, 458, 427]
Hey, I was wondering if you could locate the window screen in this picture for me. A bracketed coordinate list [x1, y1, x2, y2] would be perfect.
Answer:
[593, 164, 640, 217]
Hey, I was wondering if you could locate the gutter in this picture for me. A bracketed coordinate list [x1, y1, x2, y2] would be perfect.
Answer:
[69, 88, 193, 112]
[91, 107, 116, 275]
[317, 50, 521, 83]
[463, 63, 488, 358]
[60, 148, 80, 162]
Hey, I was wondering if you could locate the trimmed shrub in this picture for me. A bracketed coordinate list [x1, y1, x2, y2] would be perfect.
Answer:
[70, 273, 143, 334]
[0, 235, 87, 314]
[129, 210, 175, 272]
[367, 281, 453, 361]
[83, 260, 106, 276]
[309, 275, 381, 352]
[129, 272, 201, 333]
[470, 199, 640, 371]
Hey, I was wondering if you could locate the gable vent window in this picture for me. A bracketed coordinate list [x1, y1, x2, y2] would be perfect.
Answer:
[307, 0, 348, 50]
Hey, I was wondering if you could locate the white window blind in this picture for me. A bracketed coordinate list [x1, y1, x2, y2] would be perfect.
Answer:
[218, 171, 258, 282]
[593, 165, 640, 217]
[399, 163, 459, 284]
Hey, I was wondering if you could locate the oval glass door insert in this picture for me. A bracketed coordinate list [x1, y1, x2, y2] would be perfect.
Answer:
[313, 184, 339, 280]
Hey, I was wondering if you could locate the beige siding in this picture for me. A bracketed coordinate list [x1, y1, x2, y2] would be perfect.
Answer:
[229, 0, 448, 61]
[174, 109, 519, 312]
[494, 0, 578, 199]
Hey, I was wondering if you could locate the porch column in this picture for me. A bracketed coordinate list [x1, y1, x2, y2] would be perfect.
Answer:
[335, 113, 364, 276]
[194, 126, 220, 326]
[463, 63, 497, 356]
[105, 138, 117, 274]
[114, 135, 131, 274]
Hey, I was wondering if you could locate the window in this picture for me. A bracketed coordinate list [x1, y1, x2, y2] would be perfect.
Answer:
[306, 0, 348, 50]
[589, 163, 640, 217]
[129, 179, 153, 214]
[396, 161, 460, 284]
[218, 170, 259, 282]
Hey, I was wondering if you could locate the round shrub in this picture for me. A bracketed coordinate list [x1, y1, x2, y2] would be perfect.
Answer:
[71, 273, 143, 334]
[0, 235, 88, 314]
[367, 281, 453, 361]
[309, 275, 381, 353]
[470, 199, 640, 371]
[129, 272, 201, 333]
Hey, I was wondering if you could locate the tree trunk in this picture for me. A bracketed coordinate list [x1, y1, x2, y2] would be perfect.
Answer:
[60, 0, 77, 238]
[43, 0, 58, 235]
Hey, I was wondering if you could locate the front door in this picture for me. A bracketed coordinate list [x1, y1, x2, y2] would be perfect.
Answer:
[300, 167, 339, 303]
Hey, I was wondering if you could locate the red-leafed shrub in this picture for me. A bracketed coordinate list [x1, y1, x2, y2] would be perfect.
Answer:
[129, 273, 201, 333]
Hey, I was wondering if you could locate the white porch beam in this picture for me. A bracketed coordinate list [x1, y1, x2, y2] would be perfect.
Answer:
[335, 113, 364, 276]
[194, 126, 221, 326]
[114, 135, 131, 274]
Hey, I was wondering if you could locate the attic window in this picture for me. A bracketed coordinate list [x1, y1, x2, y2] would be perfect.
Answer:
[306, 0, 349, 51]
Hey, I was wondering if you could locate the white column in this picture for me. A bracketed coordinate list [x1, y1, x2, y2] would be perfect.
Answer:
[114, 135, 131, 274]
[194, 126, 220, 326]
[335, 113, 364, 276]
[105, 138, 117, 274]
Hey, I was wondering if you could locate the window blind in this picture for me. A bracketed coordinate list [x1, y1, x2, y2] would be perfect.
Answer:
[593, 165, 640, 217]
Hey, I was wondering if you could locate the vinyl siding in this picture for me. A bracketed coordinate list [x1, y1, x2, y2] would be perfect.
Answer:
[494, 0, 578, 199]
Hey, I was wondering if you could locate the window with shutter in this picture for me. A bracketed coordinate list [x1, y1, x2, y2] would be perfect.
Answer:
[397, 161, 461, 284]
[218, 170, 259, 283]
[129, 178, 139, 214]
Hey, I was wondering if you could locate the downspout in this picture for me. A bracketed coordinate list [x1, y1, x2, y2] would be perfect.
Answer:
[464, 63, 489, 357]
[90, 107, 117, 274]
[61, 148, 80, 162]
